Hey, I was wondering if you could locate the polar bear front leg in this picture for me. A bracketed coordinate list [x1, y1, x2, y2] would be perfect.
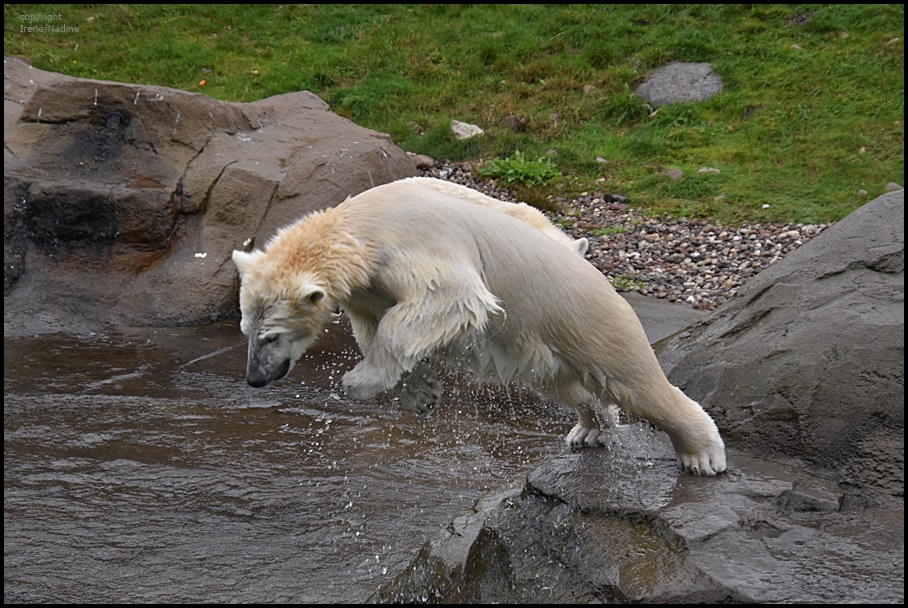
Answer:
[342, 291, 481, 402]
[342, 316, 423, 399]
[394, 362, 442, 414]
[341, 353, 403, 400]
[342, 300, 424, 400]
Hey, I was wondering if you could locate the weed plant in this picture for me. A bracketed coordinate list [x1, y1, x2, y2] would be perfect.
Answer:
[4, 4, 903, 223]
[476, 150, 562, 188]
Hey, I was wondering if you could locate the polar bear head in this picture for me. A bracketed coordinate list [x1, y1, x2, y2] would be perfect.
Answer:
[231, 249, 334, 388]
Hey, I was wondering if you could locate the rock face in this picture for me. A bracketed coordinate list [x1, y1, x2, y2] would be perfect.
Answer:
[373, 193, 904, 604]
[3, 57, 417, 332]
[660, 190, 904, 507]
[635, 61, 724, 107]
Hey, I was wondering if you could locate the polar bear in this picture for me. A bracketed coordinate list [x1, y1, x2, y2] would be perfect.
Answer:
[373, 178, 590, 413]
[232, 179, 726, 475]
[394, 177, 589, 255]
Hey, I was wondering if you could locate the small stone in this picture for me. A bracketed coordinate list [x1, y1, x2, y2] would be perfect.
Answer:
[635, 62, 723, 108]
[883, 182, 903, 192]
[450, 120, 483, 140]
[406, 152, 436, 170]
[502, 114, 527, 131]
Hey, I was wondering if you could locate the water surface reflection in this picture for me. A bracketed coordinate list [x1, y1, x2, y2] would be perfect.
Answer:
[4, 320, 571, 603]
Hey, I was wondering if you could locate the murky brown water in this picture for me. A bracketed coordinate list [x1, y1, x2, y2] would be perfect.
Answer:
[4, 318, 572, 603]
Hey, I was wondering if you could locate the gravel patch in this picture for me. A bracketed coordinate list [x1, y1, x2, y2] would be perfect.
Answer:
[421, 162, 831, 310]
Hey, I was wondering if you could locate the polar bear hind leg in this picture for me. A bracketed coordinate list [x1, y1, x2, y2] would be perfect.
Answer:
[657, 386, 727, 475]
[600, 378, 726, 476]
[538, 379, 619, 448]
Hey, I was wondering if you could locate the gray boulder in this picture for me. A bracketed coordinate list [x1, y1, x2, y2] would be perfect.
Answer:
[3, 57, 417, 332]
[635, 61, 724, 108]
[660, 190, 904, 507]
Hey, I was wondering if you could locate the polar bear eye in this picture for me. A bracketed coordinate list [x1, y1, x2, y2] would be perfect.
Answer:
[260, 333, 279, 344]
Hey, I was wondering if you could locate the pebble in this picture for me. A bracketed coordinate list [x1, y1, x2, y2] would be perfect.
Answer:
[420, 162, 831, 310]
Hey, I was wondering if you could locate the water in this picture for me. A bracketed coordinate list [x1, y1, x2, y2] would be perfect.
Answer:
[4, 320, 572, 603]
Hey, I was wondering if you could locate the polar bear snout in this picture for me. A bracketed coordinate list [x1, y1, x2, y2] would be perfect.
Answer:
[246, 356, 290, 388]
[245, 333, 294, 388]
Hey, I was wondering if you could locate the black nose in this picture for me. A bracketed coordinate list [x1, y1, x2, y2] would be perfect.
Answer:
[246, 375, 268, 388]
[246, 358, 291, 388]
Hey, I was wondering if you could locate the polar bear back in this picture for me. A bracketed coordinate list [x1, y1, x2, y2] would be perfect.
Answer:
[391, 177, 588, 254]
[340, 181, 659, 386]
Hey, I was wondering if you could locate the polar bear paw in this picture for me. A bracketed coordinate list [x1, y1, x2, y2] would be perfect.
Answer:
[565, 423, 601, 448]
[342, 363, 396, 401]
[395, 363, 442, 415]
[677, 441, 727, 476]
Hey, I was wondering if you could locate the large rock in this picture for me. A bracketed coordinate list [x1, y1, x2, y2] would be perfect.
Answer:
[377, 438, 903, 602]
[3, 57, 417, 332]
[635, 61, 724, 108]
[372, 193, 904, 603]
[660, 190, 904, 507]
[373, 428, 903, 604]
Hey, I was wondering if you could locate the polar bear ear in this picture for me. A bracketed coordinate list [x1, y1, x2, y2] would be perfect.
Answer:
[232, 250, 262, 276]
[574, 237, 590, 256]
[298, 283, 326, 306]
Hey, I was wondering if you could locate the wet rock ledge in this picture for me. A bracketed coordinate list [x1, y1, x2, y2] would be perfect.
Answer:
[371, 426, 902, 604]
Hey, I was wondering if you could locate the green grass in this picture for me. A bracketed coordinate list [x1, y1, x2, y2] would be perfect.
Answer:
[476, 150, 563, 188]
[4, 4, 903, 223]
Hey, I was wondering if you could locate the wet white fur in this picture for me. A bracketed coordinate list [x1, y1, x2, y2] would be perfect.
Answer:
[232, 178, 726, 475]
[394, 177, 589, 255]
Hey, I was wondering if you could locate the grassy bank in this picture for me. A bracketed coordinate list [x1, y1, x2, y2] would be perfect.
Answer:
[4, 4, 903, 223]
